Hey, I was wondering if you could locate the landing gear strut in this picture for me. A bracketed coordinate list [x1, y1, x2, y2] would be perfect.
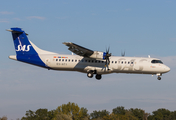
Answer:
[156, 73, 162, 80]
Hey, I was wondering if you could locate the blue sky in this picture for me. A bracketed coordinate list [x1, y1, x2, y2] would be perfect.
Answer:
[0, 0, 176, 119]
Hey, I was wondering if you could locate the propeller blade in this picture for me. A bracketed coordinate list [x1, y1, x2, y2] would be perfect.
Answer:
[104, 47, 111, 67]
[107, 47, 110, 53]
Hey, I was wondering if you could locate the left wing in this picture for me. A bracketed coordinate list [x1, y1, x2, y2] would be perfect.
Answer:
[63, 42, 112, 66]
[63, 42, 94, 57]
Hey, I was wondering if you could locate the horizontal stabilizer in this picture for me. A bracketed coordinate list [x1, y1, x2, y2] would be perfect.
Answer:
[9, 55, 17, 60]
[6, 29, 28, 35]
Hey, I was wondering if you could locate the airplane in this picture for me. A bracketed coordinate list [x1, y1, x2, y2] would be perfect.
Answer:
[7, 27, 170, 80]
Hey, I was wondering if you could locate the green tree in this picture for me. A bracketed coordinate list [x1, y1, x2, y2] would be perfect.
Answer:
[21, 110, 35, 120]
[35, 108, 49, 119]
[90, 110, 110, 120]
[152, 112, 163, 120]
[169, 111, 176, 120]
[21, 109, 55, 120]
[54, 113, 72, 120]
[148, 108, 172, 120]
[121, 110, 138, 120]
[54, 102, 88, 120]
[129, 108, 145, 120]
[112, 106, 126, 115]
[111, 106, 139, 120]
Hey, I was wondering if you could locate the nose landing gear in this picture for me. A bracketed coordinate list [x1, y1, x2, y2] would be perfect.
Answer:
[157, 76, 161, 80]
[156, 73, 162, 80]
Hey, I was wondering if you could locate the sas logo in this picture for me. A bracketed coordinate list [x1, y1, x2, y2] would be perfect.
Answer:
[16, 45, 31, 52]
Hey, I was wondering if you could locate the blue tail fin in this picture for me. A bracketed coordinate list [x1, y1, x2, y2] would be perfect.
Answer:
[8, 28, 47, 68]
[9, 28, 38, 55]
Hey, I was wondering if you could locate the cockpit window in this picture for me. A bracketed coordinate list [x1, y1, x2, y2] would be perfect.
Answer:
[151, 60, 163, 64]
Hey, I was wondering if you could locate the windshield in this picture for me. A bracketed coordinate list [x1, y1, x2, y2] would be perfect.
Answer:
[151, 60, 163, 64]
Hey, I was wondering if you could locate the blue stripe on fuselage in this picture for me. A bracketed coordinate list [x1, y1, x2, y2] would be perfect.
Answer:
[17, 55, 47, 68]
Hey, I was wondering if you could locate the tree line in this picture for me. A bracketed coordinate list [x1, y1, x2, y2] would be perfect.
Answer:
[1, 102, 176, 120]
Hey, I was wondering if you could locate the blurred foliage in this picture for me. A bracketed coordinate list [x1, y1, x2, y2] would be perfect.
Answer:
[21, 108, 55, 120]
[2, 102, 176, 120]
[0, 116, 7, 120]
[53, 102, 88, 120]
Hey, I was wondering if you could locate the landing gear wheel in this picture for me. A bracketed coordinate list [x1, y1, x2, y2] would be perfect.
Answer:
[157, 76, 161, 80]
[96, 74, 102, 80]
[87, 72, 93, 78]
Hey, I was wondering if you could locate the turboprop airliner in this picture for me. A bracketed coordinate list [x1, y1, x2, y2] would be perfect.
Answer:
[7, 28, 170, 80]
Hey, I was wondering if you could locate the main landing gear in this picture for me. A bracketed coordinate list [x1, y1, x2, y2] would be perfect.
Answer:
[87, 71, 102, 80]
[87, 72, 93, 78]
[95, 74, 102, 80]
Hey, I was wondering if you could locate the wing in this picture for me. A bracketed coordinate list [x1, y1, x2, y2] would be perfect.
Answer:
[63, 42, 94, 57]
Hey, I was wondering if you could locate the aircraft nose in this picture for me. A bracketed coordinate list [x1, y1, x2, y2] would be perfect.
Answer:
[164, 66, 170, 72]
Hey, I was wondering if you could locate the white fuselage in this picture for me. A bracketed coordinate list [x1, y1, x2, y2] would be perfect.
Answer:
[38, 54, 170, 75]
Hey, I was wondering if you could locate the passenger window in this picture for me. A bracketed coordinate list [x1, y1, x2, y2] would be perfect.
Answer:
[121, 61, 123, 64]
[62, 59, 64, 61]
[112, 61, 113, 63]
[131, 62, 133, 64]
[56, 59, 58, 61]
[65, 59, 67, 62]
[72, 59, 74, 62]
[85, 60, 87, 62]
[75, 60, 77, 62]
[68, 59, 70, 62]
[88, 60, 90, 62]
[59, 59, 61, 61]
[115, 61, 117, 64]
[128, 62, 130, 64]
[92, 60, 94, 63]
[125, 61, 126, 64]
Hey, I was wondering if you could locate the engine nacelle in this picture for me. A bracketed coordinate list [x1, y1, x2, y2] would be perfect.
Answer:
[89, 51, 106, 60]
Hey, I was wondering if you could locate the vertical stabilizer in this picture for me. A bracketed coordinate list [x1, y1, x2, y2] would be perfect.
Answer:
[8, 28, 38, 55]
[7, 28, 49, 68]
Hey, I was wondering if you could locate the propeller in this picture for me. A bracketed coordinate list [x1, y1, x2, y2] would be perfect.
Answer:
[104, 47, 111, 67]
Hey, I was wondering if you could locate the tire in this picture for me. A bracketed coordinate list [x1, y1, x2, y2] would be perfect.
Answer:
[96, 74, 102, 80]
[87, 72, 93, 78]
[157, 76, 161, 80]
